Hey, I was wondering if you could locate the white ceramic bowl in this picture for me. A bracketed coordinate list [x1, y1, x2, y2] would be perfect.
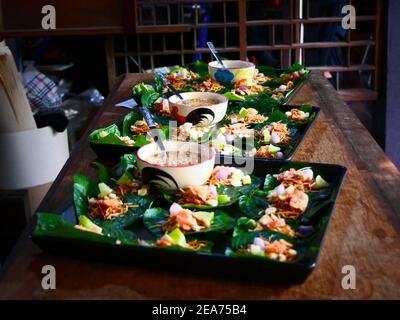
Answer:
[208, 60, 256, 86]
[136, 141, 215, 191]
[169, 91, 228, 127]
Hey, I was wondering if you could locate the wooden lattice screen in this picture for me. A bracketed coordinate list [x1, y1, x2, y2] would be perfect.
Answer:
[106, 0, 382, 100]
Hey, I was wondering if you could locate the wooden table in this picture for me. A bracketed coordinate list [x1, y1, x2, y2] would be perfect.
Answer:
[1, 72, 400, 299]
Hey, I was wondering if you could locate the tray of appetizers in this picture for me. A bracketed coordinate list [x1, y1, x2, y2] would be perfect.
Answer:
[88, 61, 315, 161]
[32, 141, 345, 284]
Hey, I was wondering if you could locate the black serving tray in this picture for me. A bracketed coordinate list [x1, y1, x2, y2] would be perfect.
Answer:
[31, 158, 346, 285]
[89, 64, 311, 161]
[270, 68, 310, 105]
[186, 63, 310, 105]
[250, 104, 320, 161]
[89, 104, 320, 162]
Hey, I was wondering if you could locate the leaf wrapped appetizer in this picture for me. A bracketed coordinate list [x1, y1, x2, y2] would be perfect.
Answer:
[154, 62, 309, 103]
[285, 104, 315, 124]
[143, 203, 235, 237]
[211, 104, 316, 159]
[227, 230, 302, 262]
[174, 122, 215, 143]
[227, 227, 318, 264]
[225, 107, 269, 125]
[164, 185, 239, 209]
[140, 227, 213, 253]
[163, 166, 262, 209]
[34, 213, 215, 255]
[73, 173, 155, 229]
[89, 124, 135, 146]
[221, 63, 309, 102]
[32, 159, 346, 278]
[89, 112, 156, 148]
[34, 213, 137, 243]
[239, 166, 332, 225]
[235, 214, 297, 238]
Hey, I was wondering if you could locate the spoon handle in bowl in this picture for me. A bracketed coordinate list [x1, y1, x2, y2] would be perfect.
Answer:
[207, 42, 226, 68]
[155, 71, 185, 102]
[137, 104, 168, 156]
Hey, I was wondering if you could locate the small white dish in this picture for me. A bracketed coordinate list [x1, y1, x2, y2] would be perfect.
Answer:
[168, 91, 228, 127]
[137, 141, 215, 191]
[208, 60, 256, 86]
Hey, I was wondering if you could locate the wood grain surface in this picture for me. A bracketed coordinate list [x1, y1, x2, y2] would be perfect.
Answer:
[1, 72, 400, 300]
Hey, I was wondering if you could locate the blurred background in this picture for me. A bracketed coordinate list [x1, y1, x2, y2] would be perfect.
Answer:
[0, 0, 398, 265]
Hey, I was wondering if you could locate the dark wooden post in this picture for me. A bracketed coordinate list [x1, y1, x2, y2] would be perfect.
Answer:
[386, 0, 400, 167]
[238, 0, 247, 60]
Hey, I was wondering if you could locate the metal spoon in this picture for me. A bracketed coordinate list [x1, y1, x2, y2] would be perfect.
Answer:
[207, 42, 226, 69]
[155, 71, 187, 106]
[137, 102, 168, 161]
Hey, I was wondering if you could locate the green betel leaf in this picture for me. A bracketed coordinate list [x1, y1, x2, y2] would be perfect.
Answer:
[97, 193, 156, 229]
[287, 104, 317, 128]
[238, 194, 268, 219]
[141, 91, 161, 108]
[230, 175, 264, 196]
[163, 187, 239, 210]
[294, 216, 328, 246]
[282, 62, 307, 74]
[134, 134, 150, 147]
[143, 207, 169, 237]
[227, 229, 318, 263]
[143, 207, 235, 237]
[240, 93, 280, 115]
[211, 210, 236, 233]
[163, 175, 261, 210]
[92, 162, 117, 186]
[122, 111, 144, 137]
[299, 104, 313, 113]
[230, 229, 295, 251]
[73, 174, 99, 219]
[159, 125, 171, 140]
[143, 237, 214, 254]
[73, 174, 154, 229]
[190, 60, 209, 77]
[265, 109, 289, 123]
[223, 92, 246, 102]
[233, 215, 301, 240]
[225, 246, 317, 264]
[299, 199, 334, 224]
[89, 124, 128, 146]
[154, 76, 164, 93]
[263, 174, 278, 191]
[102, 227, 137, 241]
[89, 123, 120, 141]
[34, 213, 137, 244]
[276, 164, 332, 192]
[120, 154, 137, 173]
[261, 78, 280, 88]
[233, 216, 258, 236]
[170, 66, 189, 74]
[96, 133, 129, 146]
[122, 111, 159, 147]
[132, 82, 156, 96]
[307, 188, 332, 202]
[256, 66, 277, 77]
[124, 193, 156, 217]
